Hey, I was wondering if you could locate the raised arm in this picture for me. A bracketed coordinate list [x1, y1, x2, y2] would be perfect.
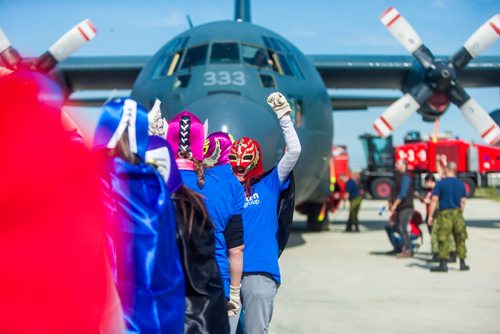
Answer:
[267, 92, 302, 184]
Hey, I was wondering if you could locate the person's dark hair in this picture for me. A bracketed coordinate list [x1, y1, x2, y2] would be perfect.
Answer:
[424, 173, 435, 182]
[179, 150, 205, 189]
[173, 185, 209, 235]
[95, 131, 142, 165]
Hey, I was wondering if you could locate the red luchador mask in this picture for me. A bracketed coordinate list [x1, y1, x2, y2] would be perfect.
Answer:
[229, 137, 263, 182]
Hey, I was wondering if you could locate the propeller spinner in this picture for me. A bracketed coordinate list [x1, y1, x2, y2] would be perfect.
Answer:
[374, 8, 500, 145]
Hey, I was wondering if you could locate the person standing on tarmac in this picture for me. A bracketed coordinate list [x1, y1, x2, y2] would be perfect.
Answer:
[229, 92, 301, 334]
[388, 159, 414, 258]
[418, 173, 456, 263]
[146, 136, 230, 333]
[93, 98, 185, 333]
[340, 173, 362, 232]
[428, 162, 470, 272]
[166, 111, 244, 334]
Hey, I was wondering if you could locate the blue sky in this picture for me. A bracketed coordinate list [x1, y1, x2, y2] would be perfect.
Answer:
[1, 0, 499, 168]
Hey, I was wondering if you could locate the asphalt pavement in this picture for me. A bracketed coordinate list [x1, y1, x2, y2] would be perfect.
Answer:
[270, 198, 500, 334]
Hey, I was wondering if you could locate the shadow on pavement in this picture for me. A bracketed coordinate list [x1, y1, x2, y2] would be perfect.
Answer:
[464, 220, 500, 228]
[350, 219, 499, 232]
[286, 219, 307, 249]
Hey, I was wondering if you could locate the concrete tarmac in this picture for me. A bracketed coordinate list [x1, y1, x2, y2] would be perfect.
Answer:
[270, 199, 500, 334]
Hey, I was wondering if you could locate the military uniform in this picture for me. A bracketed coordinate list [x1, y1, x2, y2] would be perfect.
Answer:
[434, 209, 467, 259]
[345, 178, 362, 232]
[431, 177, 468, 267]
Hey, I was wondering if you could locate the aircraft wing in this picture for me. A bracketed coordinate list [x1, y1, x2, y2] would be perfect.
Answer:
[329, 94, 397, 111]
[57, 54, 499, 110]
[58, 56, 149, 91]
[309, 55, 500, 89]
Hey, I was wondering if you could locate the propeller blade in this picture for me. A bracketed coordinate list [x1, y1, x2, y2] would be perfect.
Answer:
[35, 19, 96, 71]
[373, 94, 421, 138]
[452, 14, 500, 68]
[380, 7, 434, 68]
[0, 66, 13, 77]
[373, 83, 432, 137]
[0, 28, 11, 54]
[459, 98, 500, 145]
[0, 27, 22, 68]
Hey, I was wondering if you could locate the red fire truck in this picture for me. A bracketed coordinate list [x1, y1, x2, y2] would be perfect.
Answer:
[360, 132, 500, 199]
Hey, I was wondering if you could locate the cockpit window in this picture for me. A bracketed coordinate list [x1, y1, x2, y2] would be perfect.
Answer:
[276, 39, 290, 53]
[179, 37, 189, 49]
[152, 37, 189, 79]
[262, 36, 272, 49]
[242, 44, 270, 68]
[269, 37, 282, 52]
[268, 51, 283, 75]
[181, 44, 208, 69]
[210, 43, 240, 64]
[287, 55, 305, 79]
[277, 54, 293, 76]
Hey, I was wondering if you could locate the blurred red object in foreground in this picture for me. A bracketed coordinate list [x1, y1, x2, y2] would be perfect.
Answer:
[0, 70, 114, 333]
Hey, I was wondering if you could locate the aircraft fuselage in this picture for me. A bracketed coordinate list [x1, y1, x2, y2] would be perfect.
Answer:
[131, 20, 333, 203]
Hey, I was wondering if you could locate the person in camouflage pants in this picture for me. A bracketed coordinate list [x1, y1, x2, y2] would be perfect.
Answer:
[428, 162, 470, 272]
[341, 173, 363, 232]
[420, 173, 456, 262]
[433, 210, 467, 260]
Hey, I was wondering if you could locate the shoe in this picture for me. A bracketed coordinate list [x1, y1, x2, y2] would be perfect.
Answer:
[396, 250, 413, 258]
[448, 252, 457, 263]
[427, 253, 439, 263]
[459, 259, 470, 271]
[430, 259, 448, 272]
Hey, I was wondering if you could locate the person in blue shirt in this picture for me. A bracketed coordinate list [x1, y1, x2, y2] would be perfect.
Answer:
[229, 92, 301, 334]
[166, 111, 244, 334]
[388, 159, 415, 258]
[428, 162, 470, 272]
[340, 173, 363, 232]
[146, 135, 230, 334]
[93, 98, 185, 333]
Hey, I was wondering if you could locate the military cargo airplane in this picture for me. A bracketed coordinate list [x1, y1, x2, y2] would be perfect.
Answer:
[1, 1, 499, 230]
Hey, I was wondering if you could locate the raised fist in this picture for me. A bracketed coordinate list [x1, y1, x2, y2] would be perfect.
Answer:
[267, 92, 291, 119]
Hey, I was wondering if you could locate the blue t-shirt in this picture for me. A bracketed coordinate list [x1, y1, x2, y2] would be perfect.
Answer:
[398, 173, 411, 200]
[181, 164, 244, 297]
[243, 168, 290, 283]
[432, 177, 466, 210]
[345, 179, 360, 200]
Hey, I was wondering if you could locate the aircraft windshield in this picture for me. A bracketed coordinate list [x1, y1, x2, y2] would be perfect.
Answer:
[210, 43, 240, 64]
[277, 54, 293, 76]
[242, 44, 270, 68]
[181, 44, 208, 69]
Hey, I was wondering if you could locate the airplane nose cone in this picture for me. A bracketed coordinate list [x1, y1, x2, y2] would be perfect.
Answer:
[183, 94, 283, 169]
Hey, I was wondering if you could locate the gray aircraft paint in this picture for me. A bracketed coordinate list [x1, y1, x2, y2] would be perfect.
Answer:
[131, 20, 332, 203]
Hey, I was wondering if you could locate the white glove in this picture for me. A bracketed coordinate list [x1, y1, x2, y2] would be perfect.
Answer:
[148, 99, 166, 137]
[227, 284, 241, 317]
[267, 92, 291, 119]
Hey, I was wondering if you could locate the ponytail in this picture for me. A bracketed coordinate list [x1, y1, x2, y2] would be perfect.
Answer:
[178, 150, 205, 189]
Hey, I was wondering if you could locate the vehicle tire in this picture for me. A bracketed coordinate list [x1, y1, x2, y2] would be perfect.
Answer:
[460, 177, 475, 198]
[370, 177, 394, 199]
[306, 202, 330, 232]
